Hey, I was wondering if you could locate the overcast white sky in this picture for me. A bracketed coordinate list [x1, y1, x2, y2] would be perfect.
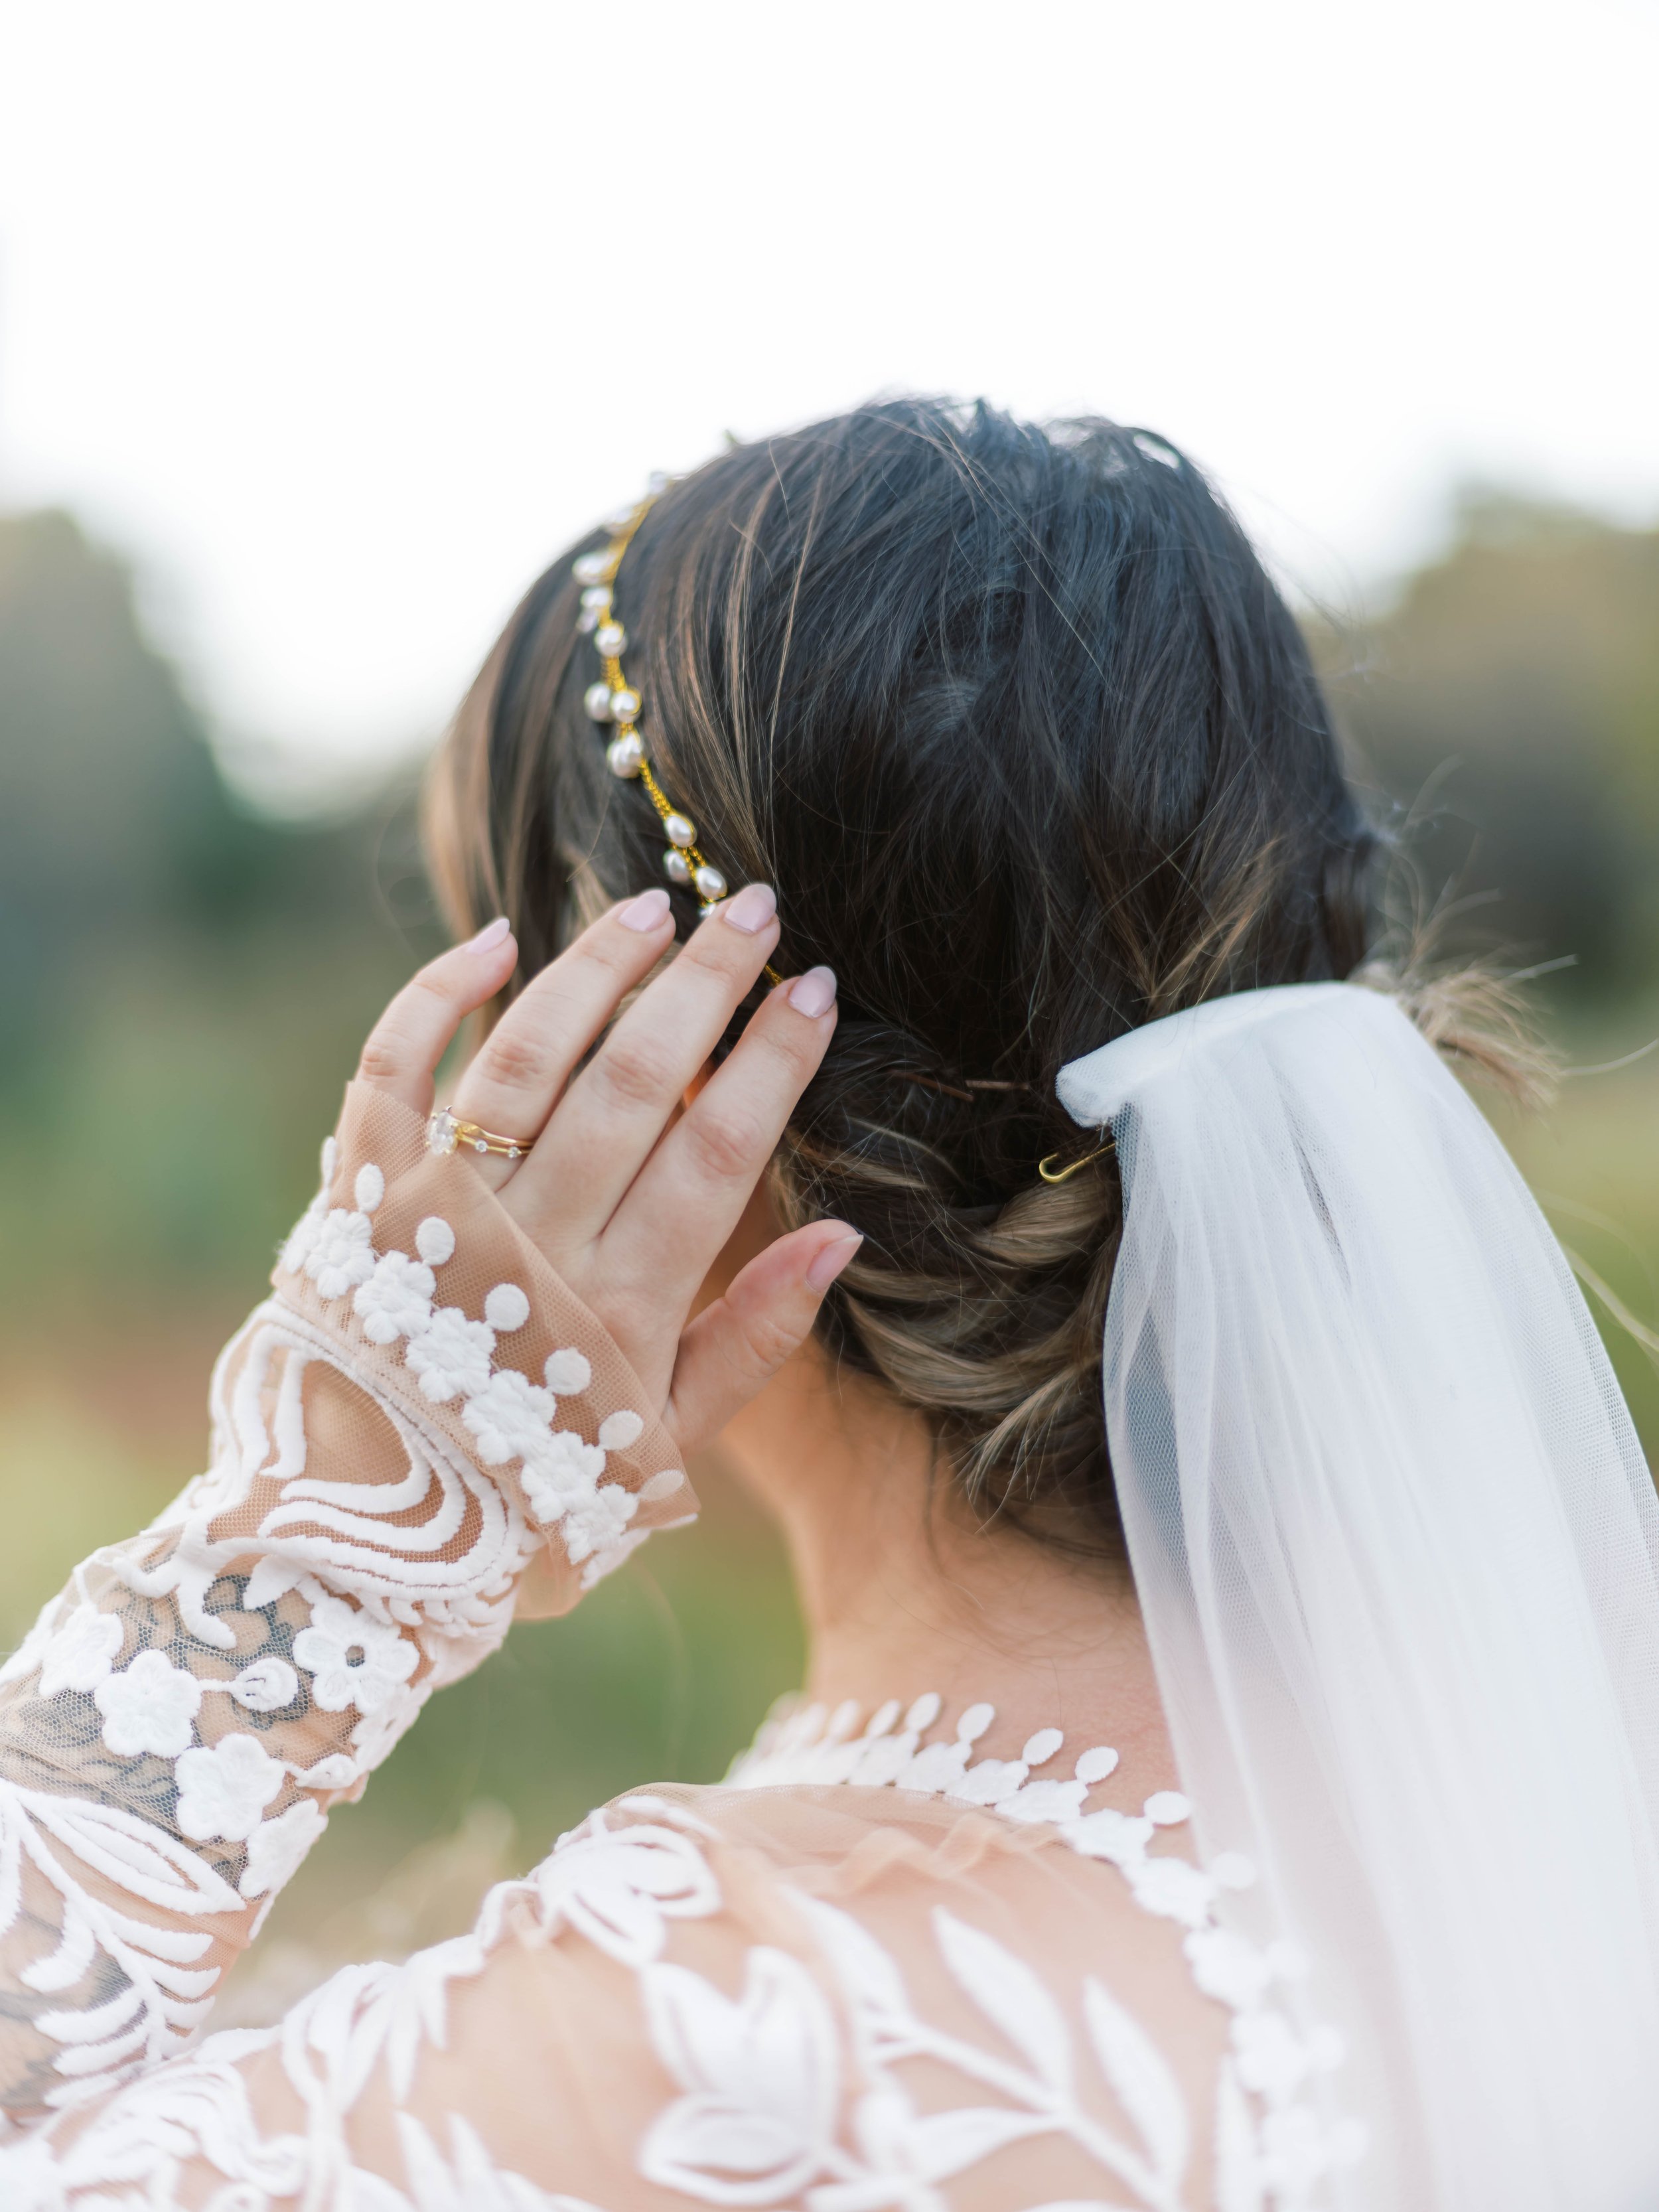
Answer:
[1, 0, 1656, 805]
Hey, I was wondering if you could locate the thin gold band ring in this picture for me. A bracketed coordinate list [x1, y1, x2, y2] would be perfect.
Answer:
[427, 1108, 534, 1162]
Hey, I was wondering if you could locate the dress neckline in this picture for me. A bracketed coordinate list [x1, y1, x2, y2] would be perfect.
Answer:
[727, 1688, 1198, 1839]
[724, 1688, 1366, 2193]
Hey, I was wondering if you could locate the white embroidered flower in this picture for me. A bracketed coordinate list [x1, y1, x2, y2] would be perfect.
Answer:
[239, 1796, 328, 1899]
[560, 1481, 638, 1566]
[1184, 1924, 1276, 2011]
[520, 1430, 607, 1527]
[291, 1751, 360, 1792]
[293, 1593, 419, 1715]
[228, 1657, 300, 1712]
[945, 1757, 1028, 1806]
[350, 1680, 427, 1775]
[94, 1649, 204, 1758]
[1233, 2010, 1314, 2104]
[404, 1306, 495, 1402]
[175, 1732, 285, 1842]
[1126, 1853, 1217, 1928]
[38, 1605, 125, 1696]
[1258, 2100, 1364, 2196]
[461, 1368, 555, 1465]
[278, 1192, 328, 1276]
[352, 1250, 436, 1345]
[897, 1737, 973, 1795]
[1062, 1805, 1156, 1867]
[579, 1525, 653, 1591]
[305, 1208, 376, 1299]
[997, 1775, 1090, 1824]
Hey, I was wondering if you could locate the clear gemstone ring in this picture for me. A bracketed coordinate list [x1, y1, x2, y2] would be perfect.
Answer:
[426, 1108, 530, 1162]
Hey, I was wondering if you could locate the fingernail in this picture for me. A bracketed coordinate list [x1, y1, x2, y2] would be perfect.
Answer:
[467, 917, 512, 951]
[788, 966, 837, 1017]
[619, 888, 672, 932]
[720, 882, 778, 934]
[807, 1230, 863, 1291]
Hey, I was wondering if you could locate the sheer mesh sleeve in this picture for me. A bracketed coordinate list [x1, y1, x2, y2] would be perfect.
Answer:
[0, 1083, 696, 2116]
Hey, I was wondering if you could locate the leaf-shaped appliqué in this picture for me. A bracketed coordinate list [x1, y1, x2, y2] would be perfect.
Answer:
[791, 1891, 914, 2022]
[931, 1906, 1076, 2097]
[15, 1786, 244, 1917]
[1084, 1976, 1190, 2193]
[533, 1816, 721, 1967]
[395, 2110, 589, 2210]
[899, 2103, 1054, 2182]
[640, 1947, 840, 2205]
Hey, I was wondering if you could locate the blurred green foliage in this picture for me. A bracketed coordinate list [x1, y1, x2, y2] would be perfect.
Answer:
[0, 493, 1654, 2014]
[1320, 486, 1659, 994]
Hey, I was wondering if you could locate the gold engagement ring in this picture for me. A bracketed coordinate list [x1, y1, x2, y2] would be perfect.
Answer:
[426, 1108, 532, 1161]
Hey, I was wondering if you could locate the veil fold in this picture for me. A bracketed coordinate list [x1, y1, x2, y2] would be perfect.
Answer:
[1058, 982, 1659, 2209]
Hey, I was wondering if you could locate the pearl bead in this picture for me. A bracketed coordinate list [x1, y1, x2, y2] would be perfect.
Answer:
[584, 682, 613, 722]
[594, 621, 626, 656]
[662, 849, 691, 885]
[577, 585, 611, 634]
[607, 733, 645, 778]
[609, 687, 642, 723]
[664, 812, 695, 848]
[573, 551, 611, 586]
[693, 864, 727, 901]
[647, 470, 670, 496]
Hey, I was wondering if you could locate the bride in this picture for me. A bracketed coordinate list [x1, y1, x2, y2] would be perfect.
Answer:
[3, 399, 1658, 2211]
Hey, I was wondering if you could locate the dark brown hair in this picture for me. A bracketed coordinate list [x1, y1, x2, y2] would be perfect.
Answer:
[429, 399, 1380, 1554]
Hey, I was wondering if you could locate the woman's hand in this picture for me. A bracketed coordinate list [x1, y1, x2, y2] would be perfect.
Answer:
[353, 885, 857, 1452]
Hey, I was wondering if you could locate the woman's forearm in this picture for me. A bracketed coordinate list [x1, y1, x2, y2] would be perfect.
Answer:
[0, 1089, 694, 2116]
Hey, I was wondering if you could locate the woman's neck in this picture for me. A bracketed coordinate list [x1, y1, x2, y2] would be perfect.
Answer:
[715, 1330, 1179, 1794]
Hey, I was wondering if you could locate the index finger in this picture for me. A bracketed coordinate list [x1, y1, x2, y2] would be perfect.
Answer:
[355, 917, 520, 1113]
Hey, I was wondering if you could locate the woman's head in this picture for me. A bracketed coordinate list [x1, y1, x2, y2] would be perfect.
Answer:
[430, 398, 1376, 1552]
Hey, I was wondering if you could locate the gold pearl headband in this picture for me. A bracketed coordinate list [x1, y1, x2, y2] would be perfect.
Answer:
[575, 484, 735, 912]
[575, 482, 782, 986]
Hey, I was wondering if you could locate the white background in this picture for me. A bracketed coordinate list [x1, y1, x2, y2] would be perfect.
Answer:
[1, 0, 1654, 804]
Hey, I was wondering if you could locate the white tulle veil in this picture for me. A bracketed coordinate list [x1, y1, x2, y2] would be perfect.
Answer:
[1056, 982, 1659, 2210]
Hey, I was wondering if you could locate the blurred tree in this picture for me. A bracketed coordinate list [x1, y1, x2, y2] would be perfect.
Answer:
[0, 510, 430, 1310]
[1319, 490, 1659, 994]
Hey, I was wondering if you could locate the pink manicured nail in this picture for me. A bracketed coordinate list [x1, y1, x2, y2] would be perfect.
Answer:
[467, 916, 512, 951]
[807, 1230, 863, 1291]
[788, 966, 837, 1017]
[619, 888, 672, 932]
[721, 883, 778, 934]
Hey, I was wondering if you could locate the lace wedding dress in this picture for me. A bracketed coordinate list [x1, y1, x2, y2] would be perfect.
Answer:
[0, 1085, 1362, 2211]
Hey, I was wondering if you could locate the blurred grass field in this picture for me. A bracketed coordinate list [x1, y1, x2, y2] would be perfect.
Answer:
[2, 490, 1657, 2017]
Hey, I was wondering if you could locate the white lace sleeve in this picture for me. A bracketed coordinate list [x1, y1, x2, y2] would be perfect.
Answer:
[0, 1082, 696, 2118]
